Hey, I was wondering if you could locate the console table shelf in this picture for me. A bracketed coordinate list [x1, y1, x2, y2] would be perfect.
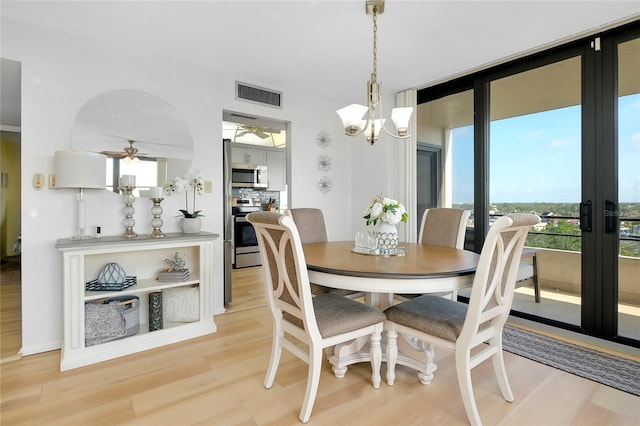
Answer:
[56, 232, 219, 371]
[83, 277, 201, 301]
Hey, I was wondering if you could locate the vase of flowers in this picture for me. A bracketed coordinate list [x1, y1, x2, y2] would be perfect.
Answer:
[364, 195, 408, 253]
[164, 171, 205, 234]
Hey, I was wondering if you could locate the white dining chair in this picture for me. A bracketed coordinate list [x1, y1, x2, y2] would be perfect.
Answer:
[247, 211, 385, 423]
[384, 213, 540, 426]
[396, 207, 471, 302]
[418, 207, 471, 249]
[286, 208, 364, 299]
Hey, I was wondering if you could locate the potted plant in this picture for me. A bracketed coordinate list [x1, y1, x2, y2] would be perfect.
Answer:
[164, 171, 205, 233]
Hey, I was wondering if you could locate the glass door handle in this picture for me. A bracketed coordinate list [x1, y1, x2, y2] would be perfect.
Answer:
[604, 200, 617, 234]
[580, 200, 592, 232]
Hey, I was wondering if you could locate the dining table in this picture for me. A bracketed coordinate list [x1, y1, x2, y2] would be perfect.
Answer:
[302, 241, 481, 384]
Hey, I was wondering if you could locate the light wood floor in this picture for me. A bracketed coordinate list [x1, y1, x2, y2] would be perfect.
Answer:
[0, 256, 21, 362]
[1, 266, 639, 425]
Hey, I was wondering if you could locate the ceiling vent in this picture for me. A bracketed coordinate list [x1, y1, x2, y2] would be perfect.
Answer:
[236, 82, 282, 108]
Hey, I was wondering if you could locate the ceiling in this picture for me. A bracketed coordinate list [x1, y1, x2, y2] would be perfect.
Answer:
[1, 1, 639, 127]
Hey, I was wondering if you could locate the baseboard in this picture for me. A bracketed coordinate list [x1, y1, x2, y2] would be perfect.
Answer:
[19, 340, 62, 357]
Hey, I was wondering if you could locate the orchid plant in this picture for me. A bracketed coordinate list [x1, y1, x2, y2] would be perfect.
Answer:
[363, 195, 408, 226]
[164, 171, 205, 218]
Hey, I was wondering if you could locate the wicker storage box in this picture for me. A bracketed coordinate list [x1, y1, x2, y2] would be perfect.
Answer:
[85, 296, 140, 346]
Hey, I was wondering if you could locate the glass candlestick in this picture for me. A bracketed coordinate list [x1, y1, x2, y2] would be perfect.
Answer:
[121, 185, 137, 238]
[149, 197, 165, 238]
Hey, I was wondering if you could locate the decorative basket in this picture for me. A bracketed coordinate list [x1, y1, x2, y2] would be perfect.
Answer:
[85, 276, 137, 291]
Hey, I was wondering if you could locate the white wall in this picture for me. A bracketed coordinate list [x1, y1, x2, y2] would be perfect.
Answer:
[1, 19, 368, 355]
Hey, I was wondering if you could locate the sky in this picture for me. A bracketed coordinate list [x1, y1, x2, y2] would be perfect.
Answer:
[452, 94, 640, 204]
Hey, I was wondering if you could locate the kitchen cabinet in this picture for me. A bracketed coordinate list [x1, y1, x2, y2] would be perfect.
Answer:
[55, 232, 219, 371]
[266, 150, 286, 191]
[231, 145, 266, 166]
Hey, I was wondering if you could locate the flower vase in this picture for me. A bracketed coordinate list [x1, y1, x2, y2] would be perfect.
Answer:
[180, 217, 202, 234]
[376, 221, 398, 254]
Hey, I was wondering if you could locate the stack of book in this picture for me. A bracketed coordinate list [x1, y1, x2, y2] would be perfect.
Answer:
[157, 269, 190, 282]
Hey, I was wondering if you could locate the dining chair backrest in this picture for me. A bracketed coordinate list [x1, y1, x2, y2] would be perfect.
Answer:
[418, 208, 471, 249]
[286, 208, 328, 244]
[248, 211, 319, 338]
[461, 213, 540, 344]
[286, 208, 363, 298]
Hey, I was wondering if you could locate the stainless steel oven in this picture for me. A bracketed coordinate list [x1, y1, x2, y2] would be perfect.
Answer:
[232, 205, 262, 268]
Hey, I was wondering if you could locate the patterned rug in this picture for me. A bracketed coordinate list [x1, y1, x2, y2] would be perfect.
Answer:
[502, 325, 640, 396]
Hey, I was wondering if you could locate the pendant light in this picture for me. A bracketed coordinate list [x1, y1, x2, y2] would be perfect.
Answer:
[336, 0, 413, 145]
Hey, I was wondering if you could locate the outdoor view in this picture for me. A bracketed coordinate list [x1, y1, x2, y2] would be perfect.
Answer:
[449, 91, 639, 339]
[452, 95, 640, 258]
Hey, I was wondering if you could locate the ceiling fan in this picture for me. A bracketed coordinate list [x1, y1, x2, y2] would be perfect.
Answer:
[234, 124, 281, 140]
[101, 139, 147, 163]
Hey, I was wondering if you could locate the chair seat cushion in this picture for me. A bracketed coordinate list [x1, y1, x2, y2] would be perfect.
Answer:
[384, 295, 467, 342]
[313, 293, 385, 338]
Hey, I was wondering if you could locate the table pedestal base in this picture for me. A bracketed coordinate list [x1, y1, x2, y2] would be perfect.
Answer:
[327, 332, 437, 386]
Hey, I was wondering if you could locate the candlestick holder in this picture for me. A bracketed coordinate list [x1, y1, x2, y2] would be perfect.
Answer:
[121, 185, 137, 238]
[149, 197, 165, 238]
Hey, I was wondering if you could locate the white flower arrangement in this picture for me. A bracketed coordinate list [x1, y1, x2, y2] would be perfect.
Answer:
[164, 170, 205, 218]
[363, 195, 408, 226]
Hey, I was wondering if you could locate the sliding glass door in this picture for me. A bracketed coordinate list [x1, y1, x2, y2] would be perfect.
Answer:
[614, 35, 639, 341]
[488, 55, 583, 327]
[416, 22, 639, 346]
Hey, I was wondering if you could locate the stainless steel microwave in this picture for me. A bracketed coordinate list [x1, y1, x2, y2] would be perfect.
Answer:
[231, 163, 268, 188]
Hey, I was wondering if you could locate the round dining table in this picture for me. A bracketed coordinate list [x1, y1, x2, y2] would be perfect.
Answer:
[303, 241, 479, 307]
[302, 241, 481, 384]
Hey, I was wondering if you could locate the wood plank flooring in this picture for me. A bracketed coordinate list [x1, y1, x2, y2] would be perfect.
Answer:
[1, 265, 639, 425]
[0, 256, 21, 362]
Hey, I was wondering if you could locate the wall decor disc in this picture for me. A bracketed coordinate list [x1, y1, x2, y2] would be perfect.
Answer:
[316, 131, 331, 149]
[317, 176, 332, 194]
[317, 155, 332, 171]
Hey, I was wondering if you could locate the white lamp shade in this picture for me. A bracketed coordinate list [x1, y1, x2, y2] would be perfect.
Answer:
[362, 118, 385, 142]
[391, 107, 414, 135]
[55, 151, 106, 189]
[336, 104, 369, 135]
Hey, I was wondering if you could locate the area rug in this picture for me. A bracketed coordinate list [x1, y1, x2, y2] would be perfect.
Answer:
[502, 325, 640, 396]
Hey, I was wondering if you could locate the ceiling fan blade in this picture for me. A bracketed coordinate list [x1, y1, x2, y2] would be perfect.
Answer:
[236, 130, 249, 137]
[255, 131, 269, 139]
[101, 150, 125, 158]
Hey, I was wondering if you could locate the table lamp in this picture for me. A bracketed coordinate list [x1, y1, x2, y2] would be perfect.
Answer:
[54, 150, 107, 240]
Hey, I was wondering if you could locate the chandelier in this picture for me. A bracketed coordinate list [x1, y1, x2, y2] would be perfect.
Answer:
[336, 0, 413, 145]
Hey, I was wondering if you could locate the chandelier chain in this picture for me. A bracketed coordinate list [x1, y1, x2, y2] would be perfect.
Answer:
[372, 6, 378, 80]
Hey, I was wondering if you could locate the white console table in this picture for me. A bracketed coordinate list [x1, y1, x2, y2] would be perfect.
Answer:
[56, 232, 219, 371]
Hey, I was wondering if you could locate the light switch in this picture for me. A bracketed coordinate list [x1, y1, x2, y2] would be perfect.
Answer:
[204, 180, 212, 193]
[33, 173, 44, 190]
[49, 174, 56, 189]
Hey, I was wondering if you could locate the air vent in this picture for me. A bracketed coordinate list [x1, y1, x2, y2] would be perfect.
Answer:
[236, 82, 282, 108]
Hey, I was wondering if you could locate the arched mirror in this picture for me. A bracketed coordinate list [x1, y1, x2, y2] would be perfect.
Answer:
[72, 89, 193, 193]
